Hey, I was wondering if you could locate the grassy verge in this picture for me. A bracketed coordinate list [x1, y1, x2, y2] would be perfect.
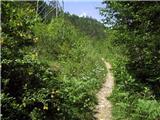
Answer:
[34, 18, 107, 119]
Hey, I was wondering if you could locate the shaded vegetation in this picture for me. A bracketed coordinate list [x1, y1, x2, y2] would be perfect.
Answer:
[100, 1, 160, 120]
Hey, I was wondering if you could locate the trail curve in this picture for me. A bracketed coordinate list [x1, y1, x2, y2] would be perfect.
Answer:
[94, 58, 114, 120]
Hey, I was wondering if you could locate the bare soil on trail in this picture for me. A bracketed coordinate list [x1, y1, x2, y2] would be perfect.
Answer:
[94, 58, 114, 120]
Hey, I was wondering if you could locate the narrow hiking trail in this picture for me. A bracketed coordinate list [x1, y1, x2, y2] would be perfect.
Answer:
[95, 58, 114, 120]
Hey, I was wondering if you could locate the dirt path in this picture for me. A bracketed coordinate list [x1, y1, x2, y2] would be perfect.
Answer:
[94, 58, 114, 120]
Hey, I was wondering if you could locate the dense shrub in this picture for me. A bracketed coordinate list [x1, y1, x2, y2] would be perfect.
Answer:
[99, 2, 160, 118]
[1, 2, 62, 120]
[1, 1, 107, 120]
[101, 1, 160, 91]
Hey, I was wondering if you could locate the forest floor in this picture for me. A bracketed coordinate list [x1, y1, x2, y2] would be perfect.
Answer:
[94, 58, 114, 120]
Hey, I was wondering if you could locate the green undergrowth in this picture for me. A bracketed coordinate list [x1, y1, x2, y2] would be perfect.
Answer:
[110, 52, 160, 120]
[34, 18, 107, 119]
[100, 30, 160, 120]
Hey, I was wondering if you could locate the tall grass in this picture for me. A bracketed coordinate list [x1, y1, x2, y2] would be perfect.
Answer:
[34, 18, 107, 119]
